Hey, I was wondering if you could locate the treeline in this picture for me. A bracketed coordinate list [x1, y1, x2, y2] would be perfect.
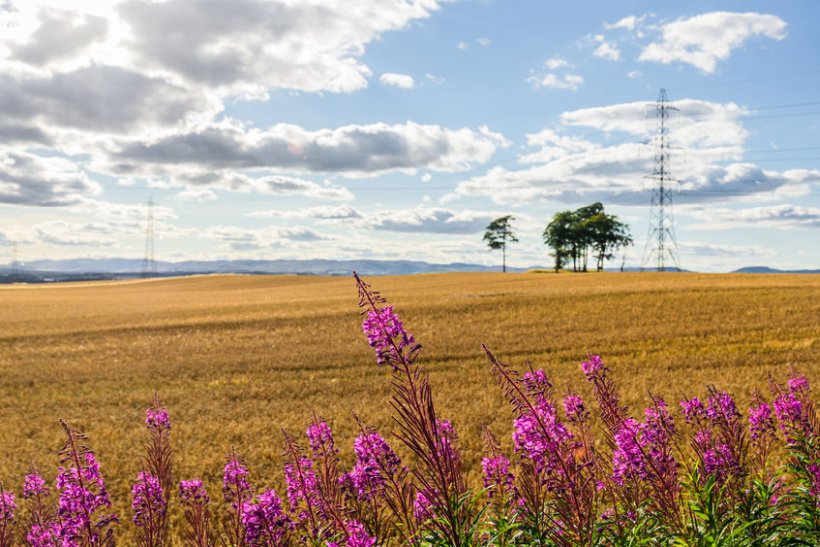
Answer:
[483, 202, 633, 272]
[542, 202, 633, 272]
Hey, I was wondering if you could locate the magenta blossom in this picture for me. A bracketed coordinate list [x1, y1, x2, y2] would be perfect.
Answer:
[361, 305, 416, 368]
[241, 489, 290, 545]
[131, 472, 166, 526]
[23, 473, 48, 498]
[563, 394, 589, 424]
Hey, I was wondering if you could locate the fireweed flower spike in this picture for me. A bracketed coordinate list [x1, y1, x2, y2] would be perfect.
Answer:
[355, 273, 471, 546]
[142, 395, 172, 546]
[56, 420, 118, 546]
[179, 480, 213, 547]
[0, 486, 15, 547]
[131, 472, 166, 547]
[22, 470, 59, 547]
[223, 452, 252, 547]
[241, 489, 291, 546]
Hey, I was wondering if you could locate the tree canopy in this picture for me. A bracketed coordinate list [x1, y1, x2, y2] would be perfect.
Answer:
[483, 215, 518, 273]
[542, 203, 633, 272]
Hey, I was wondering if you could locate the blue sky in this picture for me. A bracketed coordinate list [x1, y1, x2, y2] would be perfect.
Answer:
[1, 0, 818, 271]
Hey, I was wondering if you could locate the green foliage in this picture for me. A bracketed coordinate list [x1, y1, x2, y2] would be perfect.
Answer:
[483, 215, 518, 272]
[543, 203, 633, 272]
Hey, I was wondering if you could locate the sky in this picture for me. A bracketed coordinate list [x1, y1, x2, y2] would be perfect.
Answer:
[1, 0, 818, 272]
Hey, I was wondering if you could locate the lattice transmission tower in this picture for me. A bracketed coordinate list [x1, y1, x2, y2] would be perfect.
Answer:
[641, 89, 681, 272]
[141, 197, 157, 278]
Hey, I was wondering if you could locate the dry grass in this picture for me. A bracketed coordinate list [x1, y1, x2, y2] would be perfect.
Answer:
[0, 271, 818, 535]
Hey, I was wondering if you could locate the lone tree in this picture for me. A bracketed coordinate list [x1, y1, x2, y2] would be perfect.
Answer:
[543, 203, 632, 272]
[483, 215, 518, 273]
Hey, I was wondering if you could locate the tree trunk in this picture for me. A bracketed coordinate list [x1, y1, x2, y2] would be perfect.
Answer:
[502, 244, 506, 273]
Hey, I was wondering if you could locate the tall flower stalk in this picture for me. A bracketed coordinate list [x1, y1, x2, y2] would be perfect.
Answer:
[56, 420, 118, 546]
[179, 480, 214, 547]
[355, 272, 475, 546]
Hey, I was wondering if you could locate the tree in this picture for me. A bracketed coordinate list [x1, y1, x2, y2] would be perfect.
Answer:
[585, 212, 633, 271]
[543, 204, 632, 272]
[542, 210, 575, 272]
[483, 215, 518, 273]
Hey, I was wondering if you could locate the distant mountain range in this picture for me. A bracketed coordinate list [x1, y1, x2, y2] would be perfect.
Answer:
[731, 266, 820, 274]
[0, 259, 817, 283]
[2, 258, 539, 277]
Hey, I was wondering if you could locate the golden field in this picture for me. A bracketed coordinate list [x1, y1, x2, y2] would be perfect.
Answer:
[0, 271, 818, 533]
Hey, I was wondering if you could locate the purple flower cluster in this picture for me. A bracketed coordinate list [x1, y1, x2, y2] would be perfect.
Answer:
[145, 407, 171, 431]
[680, 397, 705, 424]
[131, 471, 166, 526]
[0, 491, 15, 523]
[362, 305, 416, 368]
[26, 523, 60, 546]
[179, 480, 209, 505]
[611, 400, 678, 487]
[343, 519, 376, 547]
[748, 401, 775, 443]
[612, 418, 646, 484]
[706, 390, 738, 426]
[23, 473, 48, 498]
[521, 369, 551, 397]
[284, 456, 318, 514]
[482, 454, 515, 499]
[773, 392, 811, 443]
[788, 375, 810, 394]
[414, 490, 435, 522]
[345, 432, 401, 501]
[581, 355, 605, 380]
[563, 394, 589, 424]
[223, 456, 253, 511]
[56, 451, 117, 544]
[241, 489, 291, 545]
[702, 443, 740, 483]
[512, 396, 574, 481]
[307, 420, 338, 459]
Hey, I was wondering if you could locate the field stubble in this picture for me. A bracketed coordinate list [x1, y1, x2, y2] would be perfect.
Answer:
[0, 272, 818, 539]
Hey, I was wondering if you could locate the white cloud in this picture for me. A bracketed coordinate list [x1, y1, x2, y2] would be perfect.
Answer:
[247, 204, 362, 220]
[448, 98, 820, 206]
[361, 207, 497, 234]
[638, 12, 787, 73]
[33, 220, 119, 247]
[476, 37, 491, 47]
[110, 120, 509, 177]
[0, 149, 101, 206]
[686, 204, 820, 229]
[530, 73, 584, 91]
[627, 70, 641, 79]
[604, 15, 647, 32]
[421, 173, 432, 182]
[544, 57, 569, 70]
[593, 42, 620, 60]
[457, 41, 469, 50]
[379, 72, 415, 89]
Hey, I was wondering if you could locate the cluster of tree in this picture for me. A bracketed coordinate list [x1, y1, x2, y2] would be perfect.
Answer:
[483, 203, 633, 273]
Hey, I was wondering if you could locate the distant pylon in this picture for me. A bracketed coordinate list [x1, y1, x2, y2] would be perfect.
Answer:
[641, 89, 681, 272]
[141, 197, 157, 278]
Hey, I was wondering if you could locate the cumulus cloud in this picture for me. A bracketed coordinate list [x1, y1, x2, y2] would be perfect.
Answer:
[33, 220, 119, 247]
[639, 12, 787, 73]
[204, 224, 331, 251]
[529, 73, 584, 91]
[116, 0, 443, 94]
[110, 120, 508, 176]
[544, 57, 569, 70]
[9, 9, 108, 66]
[379, 72, 415, 89]
[362, 207, 496, 234]
[247, 204, 362, 220]
[0, 150, 101, 206]
[170, 171, 354, 200]
[0, 66, 214, 136]
[593, 42, 620, 60]
[686, 204, 820, 229]
[448, 98, 819, 206]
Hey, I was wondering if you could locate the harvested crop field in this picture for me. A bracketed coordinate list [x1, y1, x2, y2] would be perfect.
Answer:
[0, 272, 818, 533]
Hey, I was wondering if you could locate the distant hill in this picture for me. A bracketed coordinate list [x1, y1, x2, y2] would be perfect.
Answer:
[5, 258, 546, 278]
[732, 266, 820, 274]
